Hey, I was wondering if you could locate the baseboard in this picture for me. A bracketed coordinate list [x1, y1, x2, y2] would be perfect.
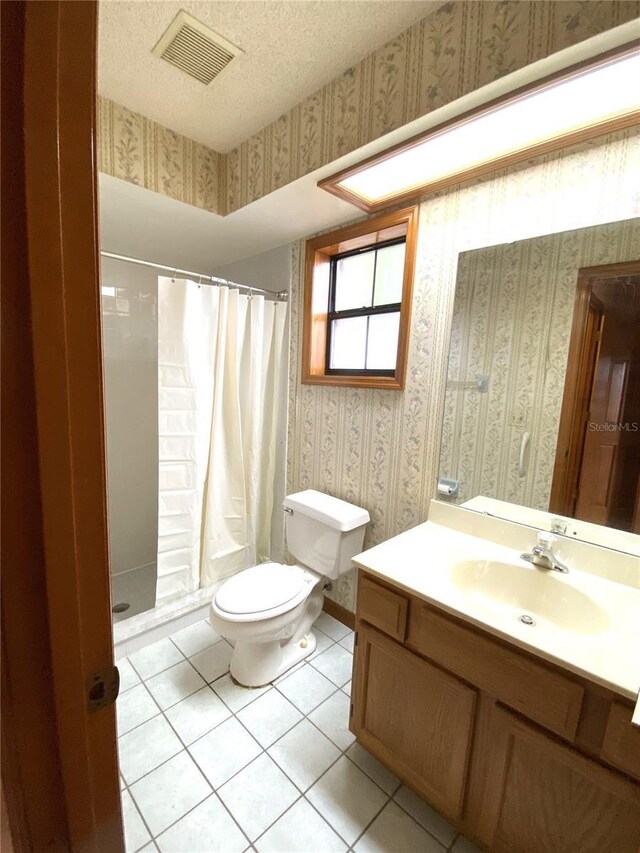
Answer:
[322, 596, 355, 630]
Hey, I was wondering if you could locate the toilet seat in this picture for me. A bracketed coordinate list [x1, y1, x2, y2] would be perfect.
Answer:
[213, 562, 318, 623]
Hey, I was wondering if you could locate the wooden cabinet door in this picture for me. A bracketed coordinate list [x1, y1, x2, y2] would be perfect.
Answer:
[474, 705, 640, 853]
[351, 623, 476, 821]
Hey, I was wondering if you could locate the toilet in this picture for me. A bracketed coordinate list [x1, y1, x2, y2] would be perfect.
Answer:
[209, 489, 369, 687]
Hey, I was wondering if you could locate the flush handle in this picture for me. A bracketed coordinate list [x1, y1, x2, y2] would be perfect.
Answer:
[87, 665, 120, 712]
[283, 506, 294, 515]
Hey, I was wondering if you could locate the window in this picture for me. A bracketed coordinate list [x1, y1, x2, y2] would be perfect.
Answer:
[302, 206, 418, 389]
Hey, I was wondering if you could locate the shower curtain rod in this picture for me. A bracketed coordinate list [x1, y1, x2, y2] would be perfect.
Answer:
[100, 251, 289, 301]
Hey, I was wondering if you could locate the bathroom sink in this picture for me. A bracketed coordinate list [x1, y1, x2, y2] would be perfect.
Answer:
[451, 559, 610, 635]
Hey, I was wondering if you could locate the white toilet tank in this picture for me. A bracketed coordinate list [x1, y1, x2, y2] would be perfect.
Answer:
[283, 490, 370, 578]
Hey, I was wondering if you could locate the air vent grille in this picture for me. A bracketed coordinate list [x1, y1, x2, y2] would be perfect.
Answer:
[152, 11, 241, 85]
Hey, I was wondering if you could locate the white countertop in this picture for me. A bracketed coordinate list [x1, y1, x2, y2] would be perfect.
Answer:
[353, 518, 640, 701]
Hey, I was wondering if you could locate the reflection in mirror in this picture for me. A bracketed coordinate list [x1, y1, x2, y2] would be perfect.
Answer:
[439, 218, 640, 555]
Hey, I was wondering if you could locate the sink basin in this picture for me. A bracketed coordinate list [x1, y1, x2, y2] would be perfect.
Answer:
[451, 559, 611, 635]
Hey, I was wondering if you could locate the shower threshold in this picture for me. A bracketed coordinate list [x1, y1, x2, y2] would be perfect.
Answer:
[113, 582, 221, 660]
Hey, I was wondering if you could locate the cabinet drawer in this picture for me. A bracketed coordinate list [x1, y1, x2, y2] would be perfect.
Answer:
[358, 575, 408, 641]
[408, 605, 584, 740]
[602, 703, 640, 780]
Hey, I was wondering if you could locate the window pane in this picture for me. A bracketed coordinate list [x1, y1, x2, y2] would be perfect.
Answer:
[373, 243, 405, 306]
[330, 316, 367, 369]
[334, 252, 375, 311]
[366, 312, 400, 371]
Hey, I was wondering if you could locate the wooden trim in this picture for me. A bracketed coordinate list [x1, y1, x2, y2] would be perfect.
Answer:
[319, 41, 640, 213]
[322, 596, 356, 631]
[19, 2, 124, 851]
[302, 206, 419, 390]
[550, 260, 640, 516]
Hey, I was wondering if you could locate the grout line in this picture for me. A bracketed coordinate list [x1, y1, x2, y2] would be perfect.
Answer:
[121, 625, 364, 847]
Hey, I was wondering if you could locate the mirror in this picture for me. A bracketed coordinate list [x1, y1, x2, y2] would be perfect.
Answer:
[439, 218, 640, 556]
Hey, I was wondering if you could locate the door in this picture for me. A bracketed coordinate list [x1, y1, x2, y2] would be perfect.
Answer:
[574, 313, 636, 526]
[351, 624, 477, 821]
[2, 1, 124, 850]
[551, 262, 640, 528]
[473, 704, 640, 853]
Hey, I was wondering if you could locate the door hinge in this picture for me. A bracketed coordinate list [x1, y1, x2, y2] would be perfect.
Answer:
[349, 702, 354, 718]
[87, 665, 120, 711]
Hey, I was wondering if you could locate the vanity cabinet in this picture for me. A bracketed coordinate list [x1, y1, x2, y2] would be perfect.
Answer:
[350, 571, 640, 853]
[352, 623, 476, 820]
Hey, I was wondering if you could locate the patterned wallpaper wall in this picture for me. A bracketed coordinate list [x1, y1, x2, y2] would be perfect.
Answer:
[97, 1, 639, 215]
[440, 220, 640, 514]
[286, 128, 640, 613]
[97, 97, 222, 214]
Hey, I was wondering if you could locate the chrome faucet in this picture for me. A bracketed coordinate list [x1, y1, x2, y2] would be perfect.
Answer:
[521, 532, 569, 574]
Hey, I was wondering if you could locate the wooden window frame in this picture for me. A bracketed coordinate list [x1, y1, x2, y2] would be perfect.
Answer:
[302, 206, 419, 390]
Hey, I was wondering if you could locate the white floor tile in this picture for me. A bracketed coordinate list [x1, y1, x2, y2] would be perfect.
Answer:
[218, 754, 299, 842]
[211, 673, 270, 713]
[118, 715, 183, 784]
[308, 631, 334, 661]
[354, 801, 446, 853]
[118, 658, 141, 693]
[156, 793, 247, 853]
[170, 620, 220, 658]
[189, 716, 262, 789]
[306, 756, 388, 846]
[117, 684, 159, 737]
[307, 691, 355, 751]
[129, 638, 184, 680]
[346, 742, 401, 795]
[314, 613, 351, 642]
[121, 789, 151, 853]
[268, 719, 340, 792]
[342, 681, 352, 697]
[393, 786, 457, 847]
[236, 689, 303, 748]
[309, 644, 353, 687]
[138, 844, 157, 852]
[145, 661, 206, 710]
[190, 640, 233, 682]
[276, 664, 337, 714]
[273, 659, 306, 684]
[164, 686, 231, 745]
[338, 633, 355, 653]
[255, 797, 347, 853]
[451, 836, 481, 852]
[130, 751, 211, 837]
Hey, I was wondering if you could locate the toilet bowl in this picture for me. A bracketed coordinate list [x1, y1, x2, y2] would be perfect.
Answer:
[209, 490, 369, 687]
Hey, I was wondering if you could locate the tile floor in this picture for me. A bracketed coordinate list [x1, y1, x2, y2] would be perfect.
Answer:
[117, 612, 480, 853]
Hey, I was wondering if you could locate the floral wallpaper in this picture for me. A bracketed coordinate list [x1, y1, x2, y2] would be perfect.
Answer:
[97, 1, 639, 216]
[287, 127, 640, 613]
[97, 97, 222, 214]
[441, 220, 640, 515]
[223, 0, 640, 213]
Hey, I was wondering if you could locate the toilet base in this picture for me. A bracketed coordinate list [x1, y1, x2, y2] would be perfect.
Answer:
[230, 631, 317, 687]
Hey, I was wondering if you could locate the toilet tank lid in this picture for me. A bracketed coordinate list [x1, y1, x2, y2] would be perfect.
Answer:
[283, 490, 369, 531]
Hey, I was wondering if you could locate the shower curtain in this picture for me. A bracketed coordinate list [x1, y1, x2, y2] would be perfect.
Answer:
[156, 277, 287, 603]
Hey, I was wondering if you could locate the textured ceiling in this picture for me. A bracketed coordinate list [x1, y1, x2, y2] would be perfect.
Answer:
[98, 0, 439, 152]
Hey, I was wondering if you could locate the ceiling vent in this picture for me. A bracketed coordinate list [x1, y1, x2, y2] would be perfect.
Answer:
[152, 10, 242, 85]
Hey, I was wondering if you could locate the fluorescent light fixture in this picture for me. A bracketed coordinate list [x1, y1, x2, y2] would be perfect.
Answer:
[320, 46, 640, 212]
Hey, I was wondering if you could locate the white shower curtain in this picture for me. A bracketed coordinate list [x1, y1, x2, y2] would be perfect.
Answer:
[156, 277, 287, 603]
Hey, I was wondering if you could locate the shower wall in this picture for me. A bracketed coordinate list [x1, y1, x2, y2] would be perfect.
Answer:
[100, 244, 291, 622]
[101, 256, 158, 620]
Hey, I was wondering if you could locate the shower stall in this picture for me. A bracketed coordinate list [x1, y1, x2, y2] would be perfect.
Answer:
[100, 249, 290, 652]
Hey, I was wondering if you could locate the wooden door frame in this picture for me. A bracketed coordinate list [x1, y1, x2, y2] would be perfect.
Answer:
[2, 1, 124, 851]
[549, 260, 640, 517]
